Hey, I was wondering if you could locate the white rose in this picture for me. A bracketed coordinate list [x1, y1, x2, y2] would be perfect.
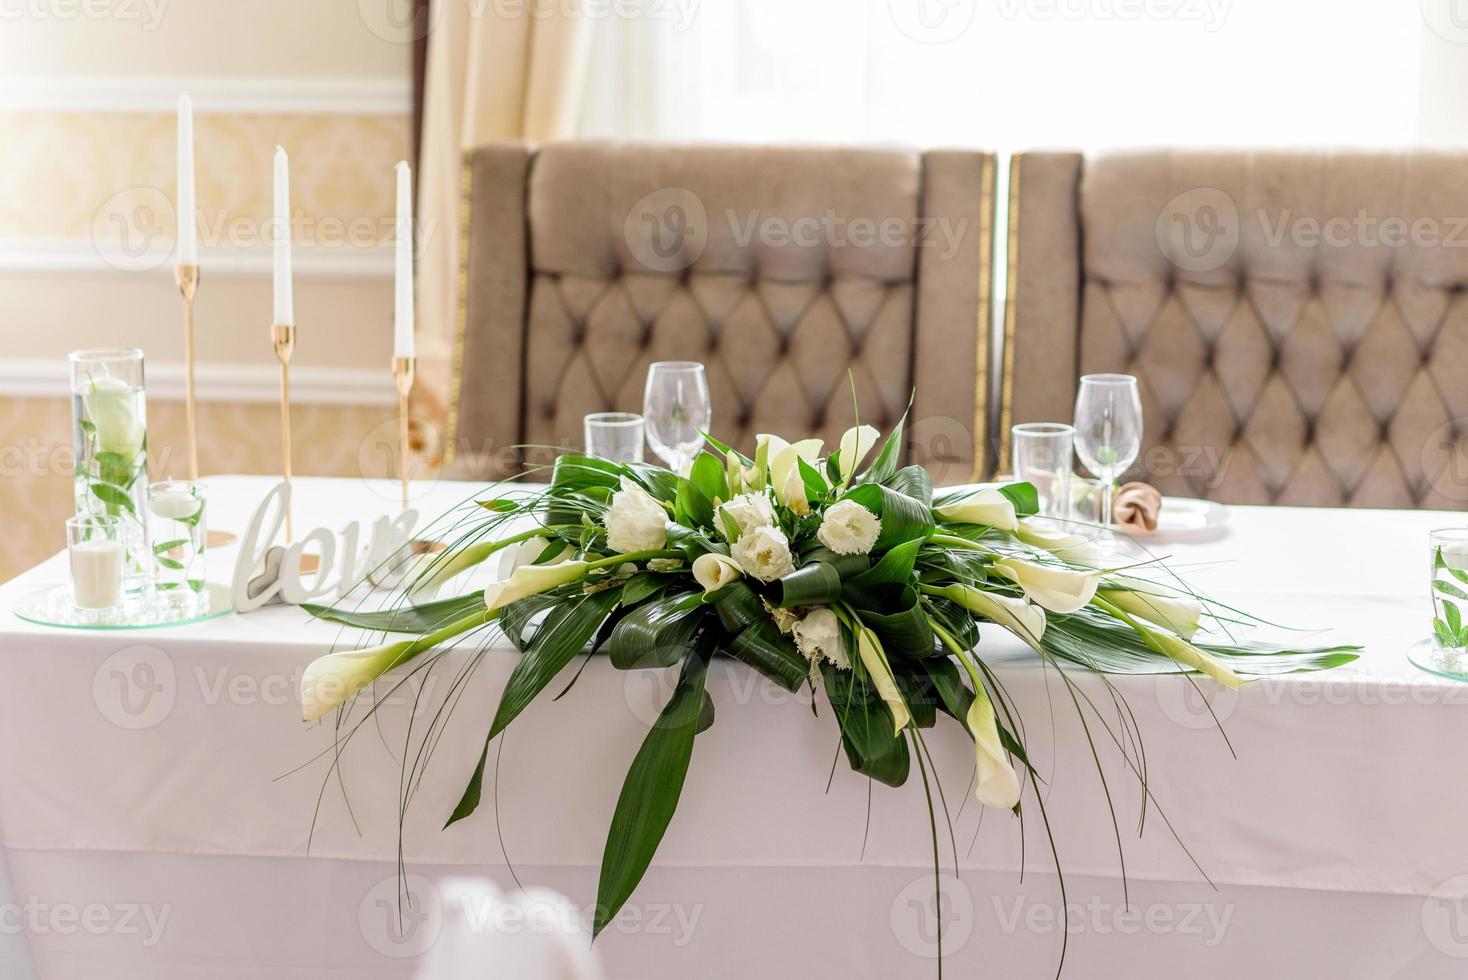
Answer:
[692, 552, 742, 592]
[731, 525, 796, 582]
[719, 491, 775, 538]
[816, 499, 881, 555]
[603, 476, 668, 554]
[792, 607, 849, 669]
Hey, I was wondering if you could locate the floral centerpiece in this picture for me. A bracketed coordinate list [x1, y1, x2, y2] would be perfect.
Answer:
[299, 407, 1357, 964]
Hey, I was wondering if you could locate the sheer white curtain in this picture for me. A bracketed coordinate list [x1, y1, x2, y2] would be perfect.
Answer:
[578, 0, 1436, 149]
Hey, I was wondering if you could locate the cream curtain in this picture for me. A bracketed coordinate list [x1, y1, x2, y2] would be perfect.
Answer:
[416, 0, 593, 465]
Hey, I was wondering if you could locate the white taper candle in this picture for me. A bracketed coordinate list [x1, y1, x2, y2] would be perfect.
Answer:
[273, 146, 294, 326]
[176, 94, 197, 266]
[394, 160, 415, 359]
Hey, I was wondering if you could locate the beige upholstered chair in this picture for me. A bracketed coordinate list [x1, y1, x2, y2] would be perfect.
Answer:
[1002, 150, 1468, 508]
[431, 141, 997, 485]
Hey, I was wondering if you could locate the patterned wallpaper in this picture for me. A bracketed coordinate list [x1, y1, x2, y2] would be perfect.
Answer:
[0, 110, 409, 249]
[0, 395, 401, 583]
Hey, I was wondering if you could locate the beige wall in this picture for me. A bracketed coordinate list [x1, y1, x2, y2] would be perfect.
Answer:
[2, 0, 416, 580]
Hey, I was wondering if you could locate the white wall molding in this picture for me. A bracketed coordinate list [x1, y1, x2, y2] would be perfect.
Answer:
[0, 240, 393, 278]
[1, 76, 411, 115]
[3, 359, 395, 407]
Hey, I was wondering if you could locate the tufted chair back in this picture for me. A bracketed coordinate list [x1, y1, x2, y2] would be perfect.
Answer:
[438, 141, 996, 484]
[1003, 150, 1468, 508]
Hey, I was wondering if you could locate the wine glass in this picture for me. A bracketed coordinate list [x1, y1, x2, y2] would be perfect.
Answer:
[643, 362, 711, 474]
[1073, 374, 1143, 531]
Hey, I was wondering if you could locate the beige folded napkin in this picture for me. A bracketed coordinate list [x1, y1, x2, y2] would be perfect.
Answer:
[1113, 482, 1162, 534]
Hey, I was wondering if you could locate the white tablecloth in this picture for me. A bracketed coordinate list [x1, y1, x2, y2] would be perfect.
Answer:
[0, 475, 1466, 978]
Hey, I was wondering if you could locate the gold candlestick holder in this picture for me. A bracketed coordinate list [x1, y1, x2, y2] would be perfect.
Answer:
[393, 355, 415, 513]
[273, 323, 296, 542]
[175, 265, 200, 480]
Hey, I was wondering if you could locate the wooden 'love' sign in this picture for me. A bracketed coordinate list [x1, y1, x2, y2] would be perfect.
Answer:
[231, 482, 420, 613]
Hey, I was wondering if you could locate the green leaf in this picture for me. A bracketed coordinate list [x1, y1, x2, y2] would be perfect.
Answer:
[697, 691, 716, 733]
[593, 641, 712, 937]
[843, 538, 922, 608]
[1435, 618, 1456, 647]
[887, 465, 933, 507]
[859, 396, 912, 486]
[625, 463, 682, 502]
[1436, 547, 1448, 571]
[154, 556, 185, 570]
[489, 590, 623, 740]
[304, 591, 489, 634]
[842, 483, 934, 550]
[152, 538, 189, 555]
[89, 481, 136, 516]
[723, 618, 808, 692]
[998, 482, 1040, 518]
[1446, 601, 1462, 637]
[77, 418, 96, 436]
[711, 579, 766, 633]
[717, 508, 742, 544]
[609, 593, 704, 669]
[665, 524, 721, 562]
[1435, 580, 1468, 602]
[1449, 566, 1468, 587]
[854, 586, 935, 659]
[891, 664, 938, 728]
[923, 657, 975, 725]
[822, 662, 910, 787]
[689, 452, 728, 506]
[673, 479, 714, 530]
[797, 456, 830, 500]
[478, 498, 521, 513]
[620, 572, 665, 607]
[770, 561, 843, 608]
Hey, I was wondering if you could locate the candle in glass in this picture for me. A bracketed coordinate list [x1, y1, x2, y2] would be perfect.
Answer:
[394, 160, 414, 359]
[273, 146, 293, 326]
[176, 94, 197, 266]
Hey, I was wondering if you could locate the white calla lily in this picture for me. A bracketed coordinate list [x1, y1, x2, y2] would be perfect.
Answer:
[943, 584, 1046, 649]
[934, 488, 1019, 533]
[966, 690, 1021, 809]
[837, 425, 880, 483]
[692, 552, 743, 593]
[856, 627, 911, 735]
[1014, 520, 1105, 567]
[1150, 629, 1242, 689]
[771, 439, 823, 510]
[752, 433, 787, 489]
[301, 642, 413, 723]
[482, 559, 590, 612]
[992, 557, 1100, 614]
[1101, 587, 1202, 639]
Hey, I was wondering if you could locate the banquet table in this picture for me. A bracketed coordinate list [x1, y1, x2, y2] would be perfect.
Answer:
[1, 474, 1467, 979]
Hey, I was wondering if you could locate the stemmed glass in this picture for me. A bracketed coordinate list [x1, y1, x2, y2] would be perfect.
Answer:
[1073, 374, 1143, 531]
[643, 362, 711, 474]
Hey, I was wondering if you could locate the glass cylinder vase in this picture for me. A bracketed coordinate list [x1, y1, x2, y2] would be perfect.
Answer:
[70, 348, 150, 595]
